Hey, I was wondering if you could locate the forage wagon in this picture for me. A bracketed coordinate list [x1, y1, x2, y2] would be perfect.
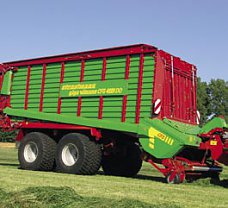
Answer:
[0, 44, 227, 183]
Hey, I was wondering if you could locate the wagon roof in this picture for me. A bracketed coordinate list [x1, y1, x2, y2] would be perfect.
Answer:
[5, 44, 157, 67]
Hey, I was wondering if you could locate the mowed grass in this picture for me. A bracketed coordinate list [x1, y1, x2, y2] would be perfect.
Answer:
[0, 144, 227, 208]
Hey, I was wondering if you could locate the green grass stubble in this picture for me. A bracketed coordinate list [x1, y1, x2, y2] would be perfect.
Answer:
[0, 147, 227, 208]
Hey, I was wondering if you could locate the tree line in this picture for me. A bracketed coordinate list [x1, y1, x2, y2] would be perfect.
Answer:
[197, 78, 228, 124]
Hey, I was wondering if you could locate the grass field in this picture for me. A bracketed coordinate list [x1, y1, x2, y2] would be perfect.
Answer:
[0, 144, 227, 208]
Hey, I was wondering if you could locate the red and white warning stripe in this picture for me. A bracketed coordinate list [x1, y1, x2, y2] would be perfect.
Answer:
[196, 110, 200, 124]
[154, 99, 161, 115]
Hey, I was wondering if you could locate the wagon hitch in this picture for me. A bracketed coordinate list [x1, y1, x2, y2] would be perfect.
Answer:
[0, 112, 21, 131]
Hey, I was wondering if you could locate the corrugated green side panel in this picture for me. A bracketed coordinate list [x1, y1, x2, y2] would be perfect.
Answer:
[1, 71, 12, 95]
[125, 55, 140, 122]
[125, 55, 154, 123]
[81, 59, 102, 118]
[103, 56, 125, 121]
[80, 97, 100, 118]
[42, 63, 61, 113]
[63, 62, 81, 83]
[61, 60, 102, 118]
[9, 54, 155, 125]
[140, 55, 154, 118]
[61, 61, 81, 115]
[28, 65, 43, 111]
[11, 66, 27, 109]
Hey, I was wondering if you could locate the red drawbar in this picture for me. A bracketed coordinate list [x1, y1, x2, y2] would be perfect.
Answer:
[24, 66, 31, 110]
[39, 64, 46, 112]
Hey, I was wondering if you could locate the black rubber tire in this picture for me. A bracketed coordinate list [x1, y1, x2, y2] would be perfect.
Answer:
[55, 133, 102, 175]
[210, 173, 220, 184]
[202, 171, 221, 183]
[102, 142, 142, 177]
[18, 132, 57, 171]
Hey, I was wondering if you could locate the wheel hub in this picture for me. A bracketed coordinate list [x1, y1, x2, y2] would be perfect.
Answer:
[24, 142, 38, 163]
[61, 143, 79, 166]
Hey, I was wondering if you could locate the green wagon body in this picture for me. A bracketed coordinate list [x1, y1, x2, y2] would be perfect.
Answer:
[0, 44, 227, 183]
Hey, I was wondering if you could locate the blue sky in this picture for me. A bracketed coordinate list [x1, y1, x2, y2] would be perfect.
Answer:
[0, 0, 227, 82]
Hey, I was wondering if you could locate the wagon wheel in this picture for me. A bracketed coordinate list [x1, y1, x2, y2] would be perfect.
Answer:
[102, 142, 142, 177]
[18, 132, 57, 171]
[55, 133, 102, 175]
[166, 171, 185, 184]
